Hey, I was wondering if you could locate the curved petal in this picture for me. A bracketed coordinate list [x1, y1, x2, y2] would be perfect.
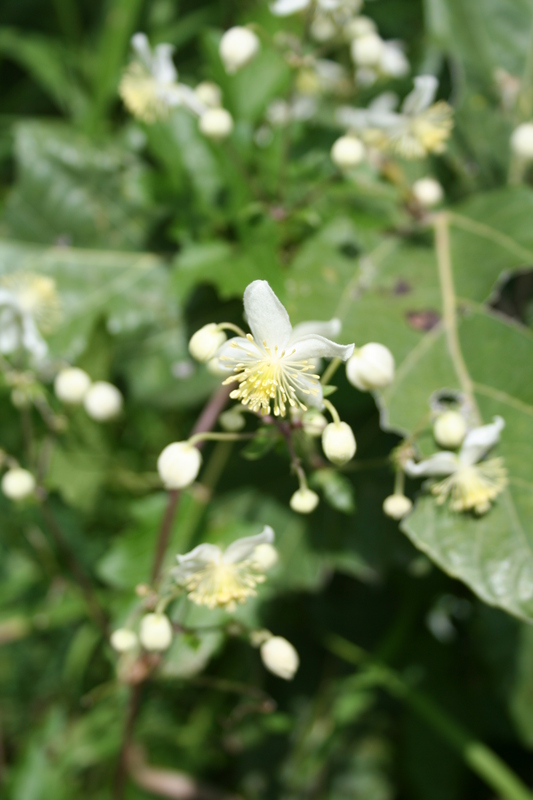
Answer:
[152, 43, 177, 84]
[131, 33, 153, 69]
[177, 543, 222, 568]
[217, 335, 260, 367]
[459, 416, 505, 467]
[404, 452, 459, 477]
[289, 334, 354, 362]
[224, 527, 275, 564]
[290, 318, 341, 341]
[243, 281, 292, 349]
[270, 0, 310, 15]
[402, 75, 438, 116]
[298, 374, 323, 409]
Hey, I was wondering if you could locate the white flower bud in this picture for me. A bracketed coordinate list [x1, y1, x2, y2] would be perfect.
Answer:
[511, 122, 533, 159]
[350, 33, 384, 67]
[199, 108, 234, 140]
[322, 422, 357, 465]
[84, 381, 123, 421]
[302, 411, 328, 437]
[379, 42, 409, 78]
[110, 628, 138, 653]
[158, 441, 201, 489]
[310, 16, 337, 42]
[346, 343, 395, 391]
[206, 357, 229, 376]
[219, 27, 260, 74]
[290, 487, 319, 514]
[331, 135, 365, 169]
[54, 367, 92, 405]
[189, 323, 227, 363]
[383, 493, 413, 520]
[260, 635, 299, 680]
[139, 613, 173, 652]
[345, 16, 377, 39]
[2, 468, 36, 500]
[195, 81, 222, 108]
[219, 408, 246, 432]
[433, 410, 467, 449]
[412, 177, 444, 207]
[252, 543, 279, 570]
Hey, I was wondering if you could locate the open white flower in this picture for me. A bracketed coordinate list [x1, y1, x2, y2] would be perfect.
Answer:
[405, 416, 507, 514]
[217, 281, 353, 417]
[338, 76, 453, 159]
[172, 527, 275, 610]
[0, 273, 59, 362]
[119, 33, 204, 123]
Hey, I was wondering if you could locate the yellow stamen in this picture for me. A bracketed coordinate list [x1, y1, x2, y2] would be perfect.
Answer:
[181, 559, 266, 610]
[119, 62, 171, 123]
[1, 272, 60, 331]
[431, 457, 507, 514]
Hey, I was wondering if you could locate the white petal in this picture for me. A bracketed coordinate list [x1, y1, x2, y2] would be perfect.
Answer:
[459, 416, 505, 467]
[243, 281, 292, 349]
[291, 318, 341, 341]
[176, 543, 222, 569]
[152, 43, 177, 83]
[402, 75, 438, 116]
[299, 374, 323, 409]
[335, 106, 370, 131]
[404, 452, 459, 477]
[270, 0, 310, 15]
[289, 334, 354, 362]
[175, 84, 206, 115]
[223, 526, 275, 564]
[217, 335, 260, 367]
[131, 33, 153, 68]
[369, 91, 400, 113]
[21, 314, 47, 361]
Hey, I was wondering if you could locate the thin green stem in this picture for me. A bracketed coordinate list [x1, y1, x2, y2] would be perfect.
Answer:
[188, 431, 251, 447]
[218, 322, 247, 338]
[327, 635, 533, 800]
[433, 214, 481, 423]
[322, 398, 341, 425]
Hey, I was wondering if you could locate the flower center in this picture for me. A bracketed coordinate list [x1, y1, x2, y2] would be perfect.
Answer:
[182, 560, 265, 610]
[431, 458, 507, 514]
[221, 334, 320, 417]
[119, 63, 171, 123]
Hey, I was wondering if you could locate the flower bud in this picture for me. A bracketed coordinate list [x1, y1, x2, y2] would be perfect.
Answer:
[383, 493, 413, 520]
[380, 43, 409, 78]
[331, 135, 365, 169]
[322, 422, 357, 465]
[219, 408, 245, 432]
[345, 16, 377, 39]
[350, 33, 384, 67]
[84, 381, 123, 421]
[110, 628, 138, 653]
[189, 323, 227, 363]
[199, 108, 234, 140]
[290, 487, 319, 514]
[157, 441, 202, 489]
[302, 410, 328, 437]
[261, 636, 299, 680]
[219, 27, 260, 74]
[54, 367, 92, 405]
[412, 177, 444, 208]
[2, 468, 36, 500]
[139, 613, 173, 652]
[511, 122, 533, 160]
[195, 81, 222, 108]
[433, 411, 467, 449]
[206, 357, 229, 376]
[346, 343, 394, 391]
[310, 15, 337, 42]
[252, 543, 279, 571]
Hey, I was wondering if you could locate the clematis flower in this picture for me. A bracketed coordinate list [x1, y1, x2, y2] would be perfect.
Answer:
[0, 273, 59, 362]
[405, 416, 507, 514]
[119, 33, 204, 123]
[337, 76, 453, 159]
[217, 280, 354, 417]
[172, 528, 275, 610]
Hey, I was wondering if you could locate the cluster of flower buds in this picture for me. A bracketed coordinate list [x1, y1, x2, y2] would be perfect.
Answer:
[54, 367, 123, 422]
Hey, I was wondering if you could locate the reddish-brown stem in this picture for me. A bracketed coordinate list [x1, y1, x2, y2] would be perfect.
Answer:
[113, 683, 143, 800]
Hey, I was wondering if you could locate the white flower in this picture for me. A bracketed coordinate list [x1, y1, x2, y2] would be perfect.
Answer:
[350, 33, 384, 67]
[84, 381, 123, 421]
[346, 343, 394, 391]
[383, 493, 412, 520]
[260, 635, 299, 679]
[172, 527, 275, 610]
[412, 177, 444, 207]
[405, 416, 507, 514]
[139, 613, 173, 651]
[110, 628, 138, 653]
[2, 468, 36, 500]
[119, 33, 204, 123]
[331, 135, 366, 169]
[158, 441, 202, 489]
[189, 323, 227, 362]
[0, 273, 59, 362]
[219, 27, 260, 74]
[510, 122, 533, 159]
[199, 108, 234, 140]
[290, 487, 320, 514]
[217, 281, 353, 417]
[322, 422, 356, 465]
[195, 81, 222, 108]
[433, 410, 467, 449]
[54, 367, 92, 405]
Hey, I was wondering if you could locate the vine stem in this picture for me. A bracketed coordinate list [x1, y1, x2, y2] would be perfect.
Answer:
[327, 635, 533, 800]
[433, 213, 481, 423]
